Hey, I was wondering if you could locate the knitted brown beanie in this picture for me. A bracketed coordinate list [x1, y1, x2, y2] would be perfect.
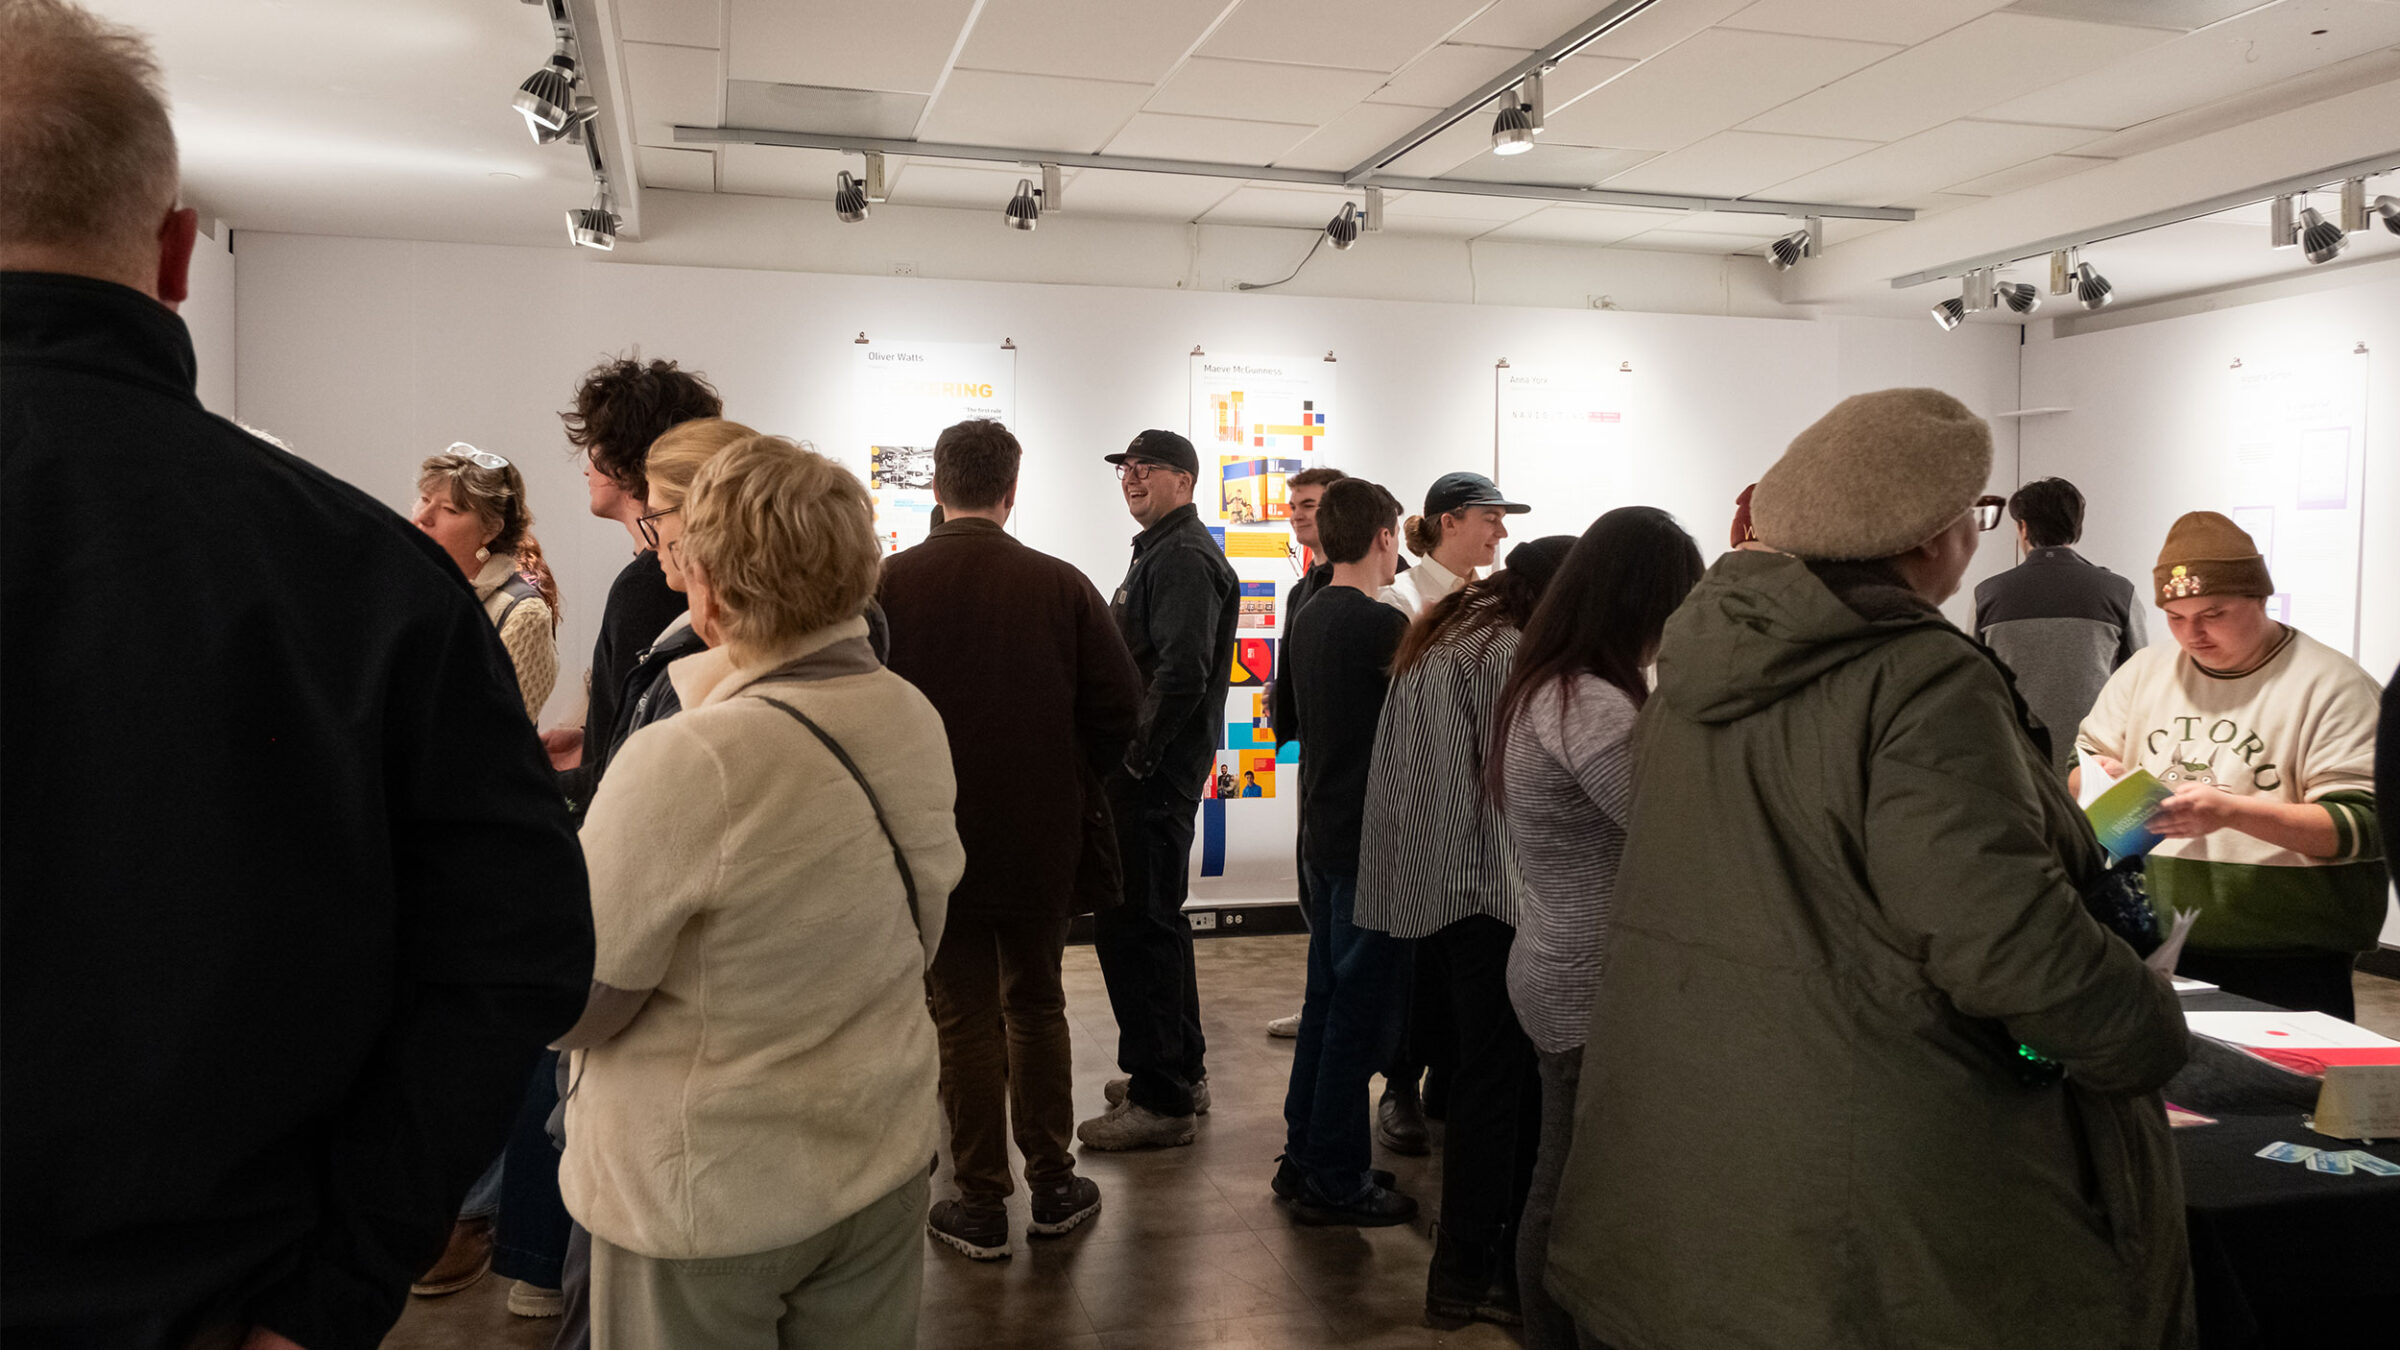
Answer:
[1749, 389, 1992, 561]
[2154, 511, 2272, 603]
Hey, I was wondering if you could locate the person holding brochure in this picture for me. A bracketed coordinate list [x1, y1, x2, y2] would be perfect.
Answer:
[2075, 511, 2384, 1019]
[1548, 390, 2193, 1350]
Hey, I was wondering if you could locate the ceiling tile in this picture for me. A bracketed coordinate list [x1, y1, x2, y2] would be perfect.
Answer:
[1201, 184, 1365, 229]
[619, 0, 720, 48]
[1722, 0, 2009, 46]
[1376, 117, 1494, 178]
[623, 41, 722, 148]
[726, 0, 976, 92]
[1941, 152, 2112, 196]
[1975, 0, 2400, 132]
[1368, 43, 1534, 109]
[1444, 142, 1655, 187]
[1541, 52, 1640, 110]
[723, 81, 925, 139]
[1059, 168, 1244, 221]
[1614, 227, 1779, 253]
[1739, 12, 2175, 141]
[1760, 119, 2099, 207]
[1104, 112, 1316, 165]
[1149, 58, 1389, 125]
[1540, 29, 1902, 153]
[1379, 190, 1548, 224]
[1484, 204, 1686, 244]
[1199, 0, 1496, 75]
[1456, 0, 1636, 49]
[1578, 0, 1755, 60]
[716, 142, 852, 197]
[617, 0, 723, 49]
[2063, 44, 2400, 158]
[955, 0, 1225, 84]
[918, 70, 1154, 152]
[1601, 130, 1878, 197]
[1274, 102, 1444, 171]
[636, 145, 718, 192]
[885, 161, 1041, 209]
[1817, 214, 1903, 246]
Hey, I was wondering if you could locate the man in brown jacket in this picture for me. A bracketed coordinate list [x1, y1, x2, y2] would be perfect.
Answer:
[878, 419, 1143, 1262]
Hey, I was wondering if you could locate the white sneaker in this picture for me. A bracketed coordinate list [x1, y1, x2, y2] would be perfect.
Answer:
[1266, 1012, 1301, 1039]
[506, 1281, 563, 1318]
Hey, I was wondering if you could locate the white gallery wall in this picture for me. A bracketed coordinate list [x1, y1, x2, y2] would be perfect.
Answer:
[223, 231, 2019, 746]
[2022, 264, 2400, 945]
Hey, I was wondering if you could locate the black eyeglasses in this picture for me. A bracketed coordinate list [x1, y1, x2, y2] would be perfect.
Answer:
[1116, 460, 1171, 482]
[1973, 495, 2007, 532]
[636, 504, 679, 550]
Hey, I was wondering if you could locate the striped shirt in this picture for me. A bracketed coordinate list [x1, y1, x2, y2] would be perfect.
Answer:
[1499, 675, 1637, 1054]
[1355, 604, 1523, 938]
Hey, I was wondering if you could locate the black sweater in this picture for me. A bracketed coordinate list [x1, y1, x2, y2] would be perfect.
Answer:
[1, 272, 593, 1350]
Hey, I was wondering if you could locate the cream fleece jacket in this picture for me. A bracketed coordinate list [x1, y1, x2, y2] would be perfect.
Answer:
[560, 618, 963, 1259]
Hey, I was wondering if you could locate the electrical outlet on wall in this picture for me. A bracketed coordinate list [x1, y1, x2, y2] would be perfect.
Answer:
[1222, 911, 1245, 926]
[889, 261, 919, 278]
[1188, 911, 1218, 931]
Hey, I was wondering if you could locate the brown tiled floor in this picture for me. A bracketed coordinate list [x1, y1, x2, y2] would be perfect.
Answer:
[384, 943, 2400, 1349]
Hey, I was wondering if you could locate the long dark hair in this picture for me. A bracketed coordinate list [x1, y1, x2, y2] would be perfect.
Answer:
[1391, 546, 1564, 677]
[1485, 507, 1705, 802]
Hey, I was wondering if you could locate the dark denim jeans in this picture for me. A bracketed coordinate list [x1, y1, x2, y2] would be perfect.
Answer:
[1283, 865, 1412, 1201]
[492, 1050, 572, 1288]
[1094, 772, 1207, 1116]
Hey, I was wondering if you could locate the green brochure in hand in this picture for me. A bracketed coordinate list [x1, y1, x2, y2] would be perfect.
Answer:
[2087, 769, 2171, 862]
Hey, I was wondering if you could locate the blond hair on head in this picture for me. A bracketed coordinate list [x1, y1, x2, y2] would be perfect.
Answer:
[417, 450, 560, 626]
[643, 418, 763, 508]
[0, 0, 181, 269]
[680, 436, 879, 650]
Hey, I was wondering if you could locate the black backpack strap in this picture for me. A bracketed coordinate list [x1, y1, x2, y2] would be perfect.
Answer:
[754, 695, 920, 933]
[495, 572, 543, 630]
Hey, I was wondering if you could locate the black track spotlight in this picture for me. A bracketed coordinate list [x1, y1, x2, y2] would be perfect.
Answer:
[1995, 280, 2042, 315]
[514, 49, 577, 135]
[834, 171, 868, 224]
[2374, 195, 2400, 236]
[534, 94, 596, 147]
[1005, 178, 1041, 231]
[566, 182, 616, 250]
[2073, 262, 2112, 310]
[1930, 297, 1965, 331]
[1325, 201, 1362, 250]
[2297, 206, 2346, 264]
[1768, 229, 1809, 271]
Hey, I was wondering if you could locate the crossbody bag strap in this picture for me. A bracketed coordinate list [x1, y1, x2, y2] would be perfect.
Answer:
[754, 694, 920, 933]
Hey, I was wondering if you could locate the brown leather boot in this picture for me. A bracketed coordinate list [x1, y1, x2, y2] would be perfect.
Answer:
[410, 1216, 493, 1297]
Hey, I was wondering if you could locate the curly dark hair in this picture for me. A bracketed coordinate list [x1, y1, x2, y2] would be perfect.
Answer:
[561, 356, 724, 498]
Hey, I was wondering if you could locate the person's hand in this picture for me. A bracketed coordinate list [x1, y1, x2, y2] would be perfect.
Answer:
[239, 1328, 307, 1350]
[2150, 782, 2246, 839]
[541, 727, 584, 771]
[2091, 754, 2125, 779]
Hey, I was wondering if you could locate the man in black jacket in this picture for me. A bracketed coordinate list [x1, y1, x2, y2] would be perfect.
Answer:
[1079, 429, 1239, 1151]
[0, 6, 592, 1346]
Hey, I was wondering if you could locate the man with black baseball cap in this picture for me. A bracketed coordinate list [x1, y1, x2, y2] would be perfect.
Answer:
[1080, 430, 1240, 1150]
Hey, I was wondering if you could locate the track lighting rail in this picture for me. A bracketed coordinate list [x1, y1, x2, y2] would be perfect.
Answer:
[670, 125, 1912, 222]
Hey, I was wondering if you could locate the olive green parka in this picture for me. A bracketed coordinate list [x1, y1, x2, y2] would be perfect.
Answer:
[1548, 550, 2194, 1350]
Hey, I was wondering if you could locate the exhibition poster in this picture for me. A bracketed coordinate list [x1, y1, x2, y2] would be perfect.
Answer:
[2223, 349, 2368, 656]
[1188, 352, 1330, 891]
[1493, 363, 1633, 546]
[849, 338, 1018, 555]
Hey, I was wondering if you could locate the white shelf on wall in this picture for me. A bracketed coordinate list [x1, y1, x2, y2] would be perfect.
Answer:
[1992, 407, 2072, 418]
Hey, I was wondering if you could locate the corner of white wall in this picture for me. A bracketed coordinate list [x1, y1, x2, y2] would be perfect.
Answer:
[182, 219, 238, 420]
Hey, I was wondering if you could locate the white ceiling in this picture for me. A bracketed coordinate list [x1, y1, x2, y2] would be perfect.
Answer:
[91, 0, 2400, 312]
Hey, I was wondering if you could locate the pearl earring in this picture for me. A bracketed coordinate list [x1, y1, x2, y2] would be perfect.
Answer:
[475, 546, 490, 562]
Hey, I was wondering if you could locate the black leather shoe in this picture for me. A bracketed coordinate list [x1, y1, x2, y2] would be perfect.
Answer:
[1376, 1083, 1431, 1156]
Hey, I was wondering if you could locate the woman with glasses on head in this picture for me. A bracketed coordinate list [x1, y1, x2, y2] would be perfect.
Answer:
[411, 445, 562, 723]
